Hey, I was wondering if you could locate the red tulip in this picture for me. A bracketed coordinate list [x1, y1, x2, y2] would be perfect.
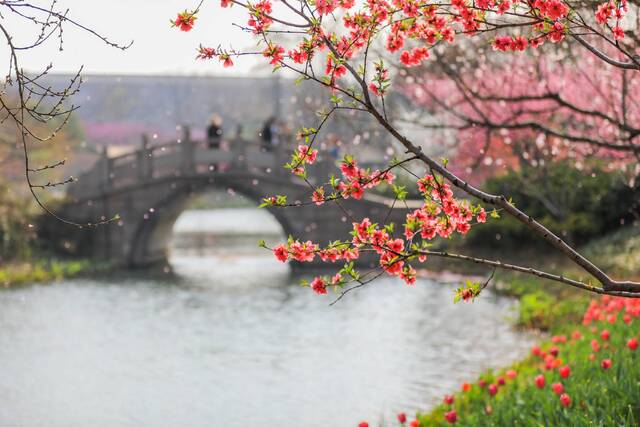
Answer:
[560, 393, 571, 407]
[444, 395, 454, 405]
[358, 422, 369, 427]
[488, 384, 498, 396]
[601, 359, 612, 370]
[478, 379, 487, 388]
[544, 354, 556, 370]
[444, 410, 457, 424]
[535, 374, 546, 389]
[601, 330, 610, 341]
[559, 365, 571, 379]
[461, 382, 471, 392]
[531, 346, 541, 357]
[628, 338, 638, 351]
[397, 413, 407, 424]
[549, 346, 559, 357]
[506, 369, 517, 379]
[409, 420, 420, 427]
[497, 376, 506, 386]
[551, 382, 564, 395]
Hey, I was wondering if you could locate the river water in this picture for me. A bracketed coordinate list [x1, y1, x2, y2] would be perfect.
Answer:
[0, 209, 533, 427]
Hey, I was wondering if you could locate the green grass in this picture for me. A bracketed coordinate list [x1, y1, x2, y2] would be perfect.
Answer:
[415, 297, 640, 426]
[398, 227, 640, 426]
[583, 225, 640, 279]
[490, 225, 640, 330]
[0, 259, 110, 287]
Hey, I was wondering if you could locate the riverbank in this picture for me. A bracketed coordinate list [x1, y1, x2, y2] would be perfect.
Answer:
[392, 226, 640, 426]
[0, 259, 113, 288]
[497, 225, 640, 330]
[414, 296, 640, 426]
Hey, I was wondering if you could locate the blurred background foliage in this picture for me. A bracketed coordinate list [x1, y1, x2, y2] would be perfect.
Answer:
[461, 160, 637, 249]
[0, 96, 86, 264]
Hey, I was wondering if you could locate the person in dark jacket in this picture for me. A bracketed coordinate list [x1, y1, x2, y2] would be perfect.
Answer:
[260, 116, 276, 151]
[207, 114, 223, 149]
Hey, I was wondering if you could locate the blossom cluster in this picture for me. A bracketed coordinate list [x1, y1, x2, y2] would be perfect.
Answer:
[287, 144, 319, 176]
[271, 167, 486, 290]
[196, 46, 234, 67]
[309, 155, 399, 205]
[408, 175, 486, 239]
[595, 0, 628, 39]
[336, 156, 395, 200]
[171, 10, 197, 32]
[177, 0, 629, 86]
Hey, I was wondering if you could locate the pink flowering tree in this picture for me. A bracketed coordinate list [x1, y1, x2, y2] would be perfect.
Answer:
[171, 0, 640, 300]
[399, 48, 639, 181]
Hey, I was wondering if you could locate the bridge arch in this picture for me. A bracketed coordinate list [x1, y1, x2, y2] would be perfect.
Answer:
[128, 174, 297, 267]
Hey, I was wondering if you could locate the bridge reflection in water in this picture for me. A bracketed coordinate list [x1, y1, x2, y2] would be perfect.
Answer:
[54, 128, 415, 268]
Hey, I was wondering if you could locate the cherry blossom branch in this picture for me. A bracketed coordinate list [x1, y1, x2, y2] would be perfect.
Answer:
[369, 113, 640, 293]
[180, 0, 640, 298]
[415, 250, 640, 296]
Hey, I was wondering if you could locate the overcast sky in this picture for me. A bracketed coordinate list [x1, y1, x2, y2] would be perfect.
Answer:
[1, 0, 265, 76]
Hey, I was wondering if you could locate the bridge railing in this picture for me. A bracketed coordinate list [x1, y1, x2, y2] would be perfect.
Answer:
[68, 128, 334, 200]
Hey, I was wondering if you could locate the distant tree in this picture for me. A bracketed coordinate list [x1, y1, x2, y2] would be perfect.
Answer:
[399, 47, 639, 183]
[173, 0, 640, 299]
[0, 0, 130, 225]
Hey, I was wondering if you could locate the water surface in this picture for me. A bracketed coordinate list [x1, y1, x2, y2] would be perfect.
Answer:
[0, 209, 533, 427]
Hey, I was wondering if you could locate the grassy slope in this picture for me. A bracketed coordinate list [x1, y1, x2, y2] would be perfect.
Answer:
[411, 226, 640, 426]
[418, 298, 640, 426]
[0, 259, 111, 287]
[497, 225, 640, 330]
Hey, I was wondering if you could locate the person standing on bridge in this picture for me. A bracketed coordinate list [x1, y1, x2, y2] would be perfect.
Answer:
[260, 116, 277, 151]
[207, 114, 223, 149]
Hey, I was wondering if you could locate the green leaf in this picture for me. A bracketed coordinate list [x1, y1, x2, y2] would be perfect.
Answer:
[392, 184, 408, 201]
[330, 94, 343, 105]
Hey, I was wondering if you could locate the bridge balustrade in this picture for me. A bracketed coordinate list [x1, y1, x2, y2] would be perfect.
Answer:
[69, 131, 336, 201]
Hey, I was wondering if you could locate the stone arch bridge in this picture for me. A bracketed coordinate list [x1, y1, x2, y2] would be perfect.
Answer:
[53, 130, 416, 268]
